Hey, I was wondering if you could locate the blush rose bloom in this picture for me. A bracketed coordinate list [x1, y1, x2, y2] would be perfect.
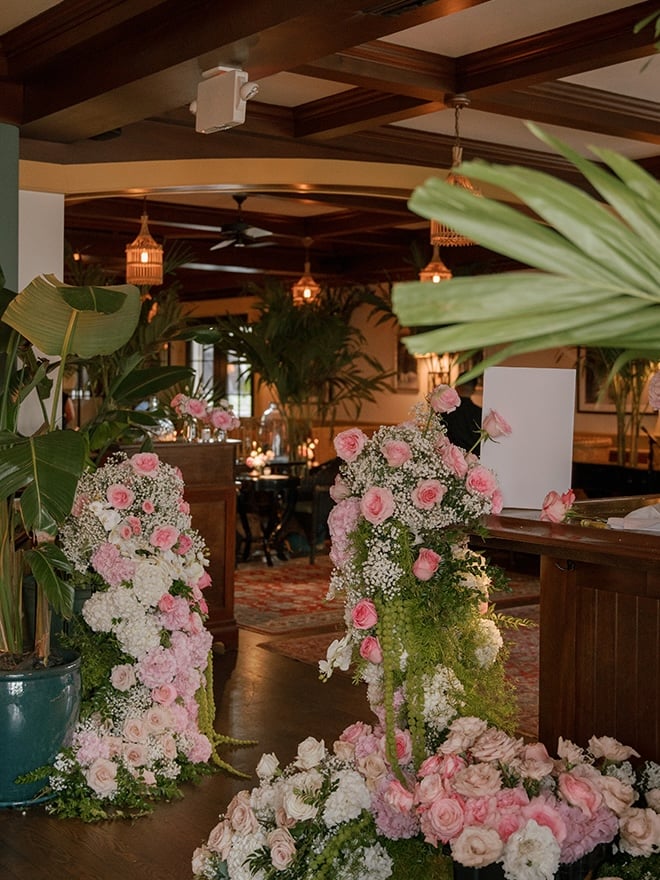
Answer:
[110, 664, 136, 692]
[106, 483, 134, 509]
[381, 439, 412, 467]
[618, 806, 660, 856]
[360, 486, 395, 525]
[588, 735, 640, 762]
[352, 598, 378, 629]
[384, 778, 415, 814]
[412, 547, 441, 581]
[429, 384, 461, 414]
[540, 489, 576, 523]
[412, 479, 446, 510]
[441, 443, 468, 477]
[149, 524, 180, 550]
[359, 635, 383, 664]
[465, 466, 499, 499]
[482, 409, 512, 439]
[85, 757, 118, 796]
[130, 452, 161, 476]
[268, 827, 296, 870]
[206, 819, 234, 859]
[450, 826, 504, 868]
[420, 795, 466, 845]
[333, 427, 368, 462]
[558, 771, 603, 817]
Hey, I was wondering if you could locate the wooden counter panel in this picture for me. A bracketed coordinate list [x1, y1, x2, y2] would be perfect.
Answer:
[539, 555, 660, 760]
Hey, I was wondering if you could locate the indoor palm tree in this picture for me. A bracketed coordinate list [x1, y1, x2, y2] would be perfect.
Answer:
[211, 280, 394, 455]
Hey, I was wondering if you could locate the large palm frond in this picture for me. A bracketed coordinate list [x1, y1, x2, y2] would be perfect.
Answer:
[392, 125, 660, 377]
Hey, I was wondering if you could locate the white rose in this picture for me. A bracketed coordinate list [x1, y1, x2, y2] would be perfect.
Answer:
[295, 736, 326, 769]
[282, 788, 318, 823]
[256, 751, 280, 780]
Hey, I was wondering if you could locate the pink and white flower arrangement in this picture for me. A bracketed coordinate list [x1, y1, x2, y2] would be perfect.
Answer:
[194, 719, 660, 880]
[321, 395, 515, 767]
[171, 391, 240, 439]
[45, 452, 230, 820]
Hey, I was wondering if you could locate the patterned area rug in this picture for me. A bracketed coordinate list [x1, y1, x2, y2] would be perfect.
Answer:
[234, 553, 539, 634]
[258, 607, 539, 739]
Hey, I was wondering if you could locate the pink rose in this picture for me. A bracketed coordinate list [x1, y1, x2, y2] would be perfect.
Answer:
[519, 741, 554, 781]
[110, 664, 136, 692]
[588, 735, 640, 762]
[334, 428, 368, 462]
[124, 742, 149, 767]
[360, 486, 395, 525]
[420, 795, 465, 845]
[412, 479, 446, 510]
[491, 489, 503, 514]
[176, 533, 193, 555]
[649, 371, 660, 410]
[206, 819, 234, 860]
[84, 757, 118, 796]
[465, 466, 499, 499]
[384, 778, 415, 814]
[130, 452, 160, 476]
[522, 794, 567, 843]
[429, 384, 461, 414]
[450, 826, 504, 868]
[412, 547, 441, 581]
[268, 827, 296, 870]
[352, 598, 378, 629]
[106, 483, 134, 509]
[142, 499, 155, 514]
[452, 763, 502, 798]
[328, 497, 361, 541]
[540, 489, 575, 523]
[359, 635, 383, 664]
[482, 409, 512, 439]
[226, 790, 259, 834]
[394, 728, 413, 765]
[381, 439, 412, 467]
[149, 524, 180, 550]
[151, 683, 178, 706]
[558, 770, 603, 817]
[209, 408, 237, 431]
[186, 398, 208, 419]
[619, 807, 660, 856]
[441, 443, 468, 478]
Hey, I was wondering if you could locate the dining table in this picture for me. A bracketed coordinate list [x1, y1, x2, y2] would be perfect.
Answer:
[236, 472, 300, 565]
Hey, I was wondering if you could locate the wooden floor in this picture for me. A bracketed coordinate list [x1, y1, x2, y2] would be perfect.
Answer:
[0, 628, 370, 880]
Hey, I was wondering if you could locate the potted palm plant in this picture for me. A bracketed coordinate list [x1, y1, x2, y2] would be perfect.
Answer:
[211, 280, 394, 457]
[0, 270, 145, 805]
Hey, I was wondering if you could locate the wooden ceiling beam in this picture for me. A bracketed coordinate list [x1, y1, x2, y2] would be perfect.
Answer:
[457, 1, 658, 94]
[471, 83, 660, 146]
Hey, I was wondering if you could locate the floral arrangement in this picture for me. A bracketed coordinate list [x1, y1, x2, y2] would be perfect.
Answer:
[29, 451, 239, 820]
[320, 386, 517, 771]
[171, 391, 240, 441]
[246, 443, 276, 475]
[192, 720, 660, 880]
[194, 388, 660, 879]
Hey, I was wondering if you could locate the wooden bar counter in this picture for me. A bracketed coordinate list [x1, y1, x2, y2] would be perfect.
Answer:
[481, 498, 660, 761]
[126, 441, 238, 648]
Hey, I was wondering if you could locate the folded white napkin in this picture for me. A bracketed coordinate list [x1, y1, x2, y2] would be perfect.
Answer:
[607, 504, 660, 531]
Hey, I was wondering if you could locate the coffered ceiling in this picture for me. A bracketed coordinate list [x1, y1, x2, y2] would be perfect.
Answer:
[1, 0, 658, 300]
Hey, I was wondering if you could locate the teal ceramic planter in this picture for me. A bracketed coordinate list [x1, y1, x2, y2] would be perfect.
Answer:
[0, 650, 81, 807]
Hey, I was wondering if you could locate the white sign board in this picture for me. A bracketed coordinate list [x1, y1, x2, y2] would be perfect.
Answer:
[479, 366, 576, 510]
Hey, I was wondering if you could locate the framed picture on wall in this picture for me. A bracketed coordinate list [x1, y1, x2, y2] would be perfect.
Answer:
[577, 347, 626, 413]
[395, 330, 419, 393]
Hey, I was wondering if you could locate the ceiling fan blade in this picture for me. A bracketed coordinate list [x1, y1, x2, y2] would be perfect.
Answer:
[209, 238, 236, 251]
[244, 226, 273, 239]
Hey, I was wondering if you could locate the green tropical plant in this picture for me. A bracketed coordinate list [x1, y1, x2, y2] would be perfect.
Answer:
[208, 280, 394, 452]
[0, 271, 144, 666]
[392, 124, 660, 377]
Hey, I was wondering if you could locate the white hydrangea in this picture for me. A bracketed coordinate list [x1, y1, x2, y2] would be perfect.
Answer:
[226, 829, 268, 880]
[420, 665, 464, 733]
[474, 618, 504, 667]
[133, 559, 173, 607]
[322, 768, 371, 827]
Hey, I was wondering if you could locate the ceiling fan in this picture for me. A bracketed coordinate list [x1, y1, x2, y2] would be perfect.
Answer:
[210, 194, 274, 250]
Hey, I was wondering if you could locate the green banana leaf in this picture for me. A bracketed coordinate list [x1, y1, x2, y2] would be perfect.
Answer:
[0, 430, 86, 533]
[2, 275, 141, 357]
[392, 126, 660, 373]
